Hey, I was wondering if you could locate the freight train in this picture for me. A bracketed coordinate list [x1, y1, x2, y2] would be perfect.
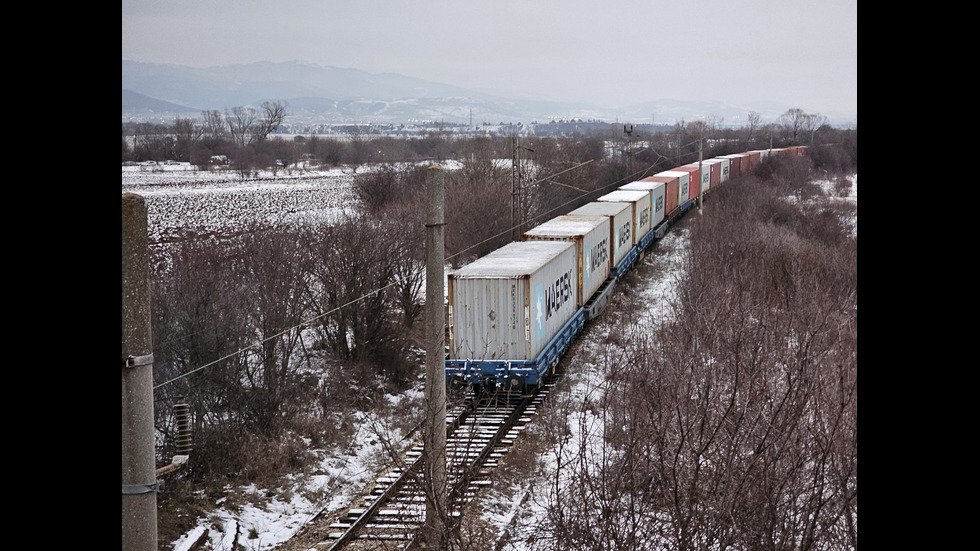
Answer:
[445, 146, 808, 394]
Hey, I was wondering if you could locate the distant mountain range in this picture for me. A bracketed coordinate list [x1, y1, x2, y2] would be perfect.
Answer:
[122, 60, 854, 128]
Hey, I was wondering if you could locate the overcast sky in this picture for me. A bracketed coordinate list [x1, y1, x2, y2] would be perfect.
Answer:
[121, 0, 857, 117]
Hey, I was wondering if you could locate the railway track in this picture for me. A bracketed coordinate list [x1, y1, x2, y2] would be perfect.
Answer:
[311, 380, 557, 550]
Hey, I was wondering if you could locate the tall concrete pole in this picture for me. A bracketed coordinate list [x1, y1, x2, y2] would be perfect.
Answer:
[698, 138, 704, 215]
[423, 165, 447, 549]
[122, 193, 158, 550]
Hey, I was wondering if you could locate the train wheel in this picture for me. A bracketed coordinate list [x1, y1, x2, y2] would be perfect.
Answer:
[504, 374, 524, 394]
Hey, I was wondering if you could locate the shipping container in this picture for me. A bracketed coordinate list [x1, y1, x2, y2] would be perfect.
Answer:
[643, 171, 687, 219]
[678, 164, 707, 202]
[719, 154, 746, 179]
[701, 159, 721, 191]
[446, 240, 582, 389]
[712, 157, 731, 183]
[567, 201, 635, 277]
[522, 215, 611, 309]
[597, 189, 653, 250]
[743, 151, 761, 171]
[619, 180, 667, 237]
[666, 167, 698, 207]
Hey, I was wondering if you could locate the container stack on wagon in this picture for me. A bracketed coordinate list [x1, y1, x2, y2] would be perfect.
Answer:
[445, 240, 584, 393]
[619, 179, 668, 239]
[642, 170, 689, 221]
[596, 189, 654, 252]
[566, 201, 637, 279]
[522, 215, 614, 321]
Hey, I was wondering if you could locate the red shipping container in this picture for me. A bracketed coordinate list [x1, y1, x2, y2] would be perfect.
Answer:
[720, 154, 746, 179]
[676, 165, 701, 201]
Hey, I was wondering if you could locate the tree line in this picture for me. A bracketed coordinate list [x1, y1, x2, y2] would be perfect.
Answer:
[123, 104, 852, 177]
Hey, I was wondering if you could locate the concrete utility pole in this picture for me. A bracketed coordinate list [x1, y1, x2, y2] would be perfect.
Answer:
[698, 138, 704, 215]
[122, 193, 158, 550]
[423, 165, 447, 549]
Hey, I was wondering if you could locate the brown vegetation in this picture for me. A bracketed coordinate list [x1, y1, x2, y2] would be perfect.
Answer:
[500, 155, 856, 550]
[141, 115, 856, 548]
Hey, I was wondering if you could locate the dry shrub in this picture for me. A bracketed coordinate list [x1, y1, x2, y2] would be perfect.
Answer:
[239, 431, 317, 488]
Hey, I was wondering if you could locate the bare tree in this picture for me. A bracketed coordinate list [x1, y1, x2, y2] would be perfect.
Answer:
[200, 109, 226, 149]
[444, 149, 512, 265]
[301, 215, 414, 384]
[746, 111, 761, 144]
[234, 224, 313, 435]
[227, 106, 257, 149]
[171, 117, 201, 162]
[150, 237, 253, 479]
[780, 108, 824, 145]
[252, 100, 287, 142]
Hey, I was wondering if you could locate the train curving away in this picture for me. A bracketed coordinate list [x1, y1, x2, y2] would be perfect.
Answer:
[445, 146, 808, 394]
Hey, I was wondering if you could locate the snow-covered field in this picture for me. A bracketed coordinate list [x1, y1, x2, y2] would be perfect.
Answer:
[122, 163, 361, 246]
[124, 165, 856, 551]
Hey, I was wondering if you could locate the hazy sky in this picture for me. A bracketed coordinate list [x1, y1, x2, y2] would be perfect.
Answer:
[121, 0, 857, 117]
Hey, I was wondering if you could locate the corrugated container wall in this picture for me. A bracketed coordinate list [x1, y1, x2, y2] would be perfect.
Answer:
[647, 171, 688, 216]
[597, 189, 652, 246]
[567, 201, 634, 269]
[714, 157, 731, 183]
[654, 167, 691, 207]
[720, 154, 746, 179]
[619, 180, 666, 229]
[703, 159, 721, 190]
[678, 164, 704, 201]
[522, 215, 611, 309]
[448, 240, 578, 363]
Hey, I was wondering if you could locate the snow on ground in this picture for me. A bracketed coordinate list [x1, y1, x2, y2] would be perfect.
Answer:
[170, 389, 425, 551]
[123, 161, 466, 247]
[123, 163, 360, 246]
[127, 165, 855, 551]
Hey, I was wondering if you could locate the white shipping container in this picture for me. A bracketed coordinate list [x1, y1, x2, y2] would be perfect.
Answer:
[702, 159, 722, 192]
[448, 240, 578, 363]
[597, 189, 653, 246]
[682, 163, 711, 195]
[620, 180, 666, 228]
[522, 215, 611, 308]
[567, 201, 634, 269]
